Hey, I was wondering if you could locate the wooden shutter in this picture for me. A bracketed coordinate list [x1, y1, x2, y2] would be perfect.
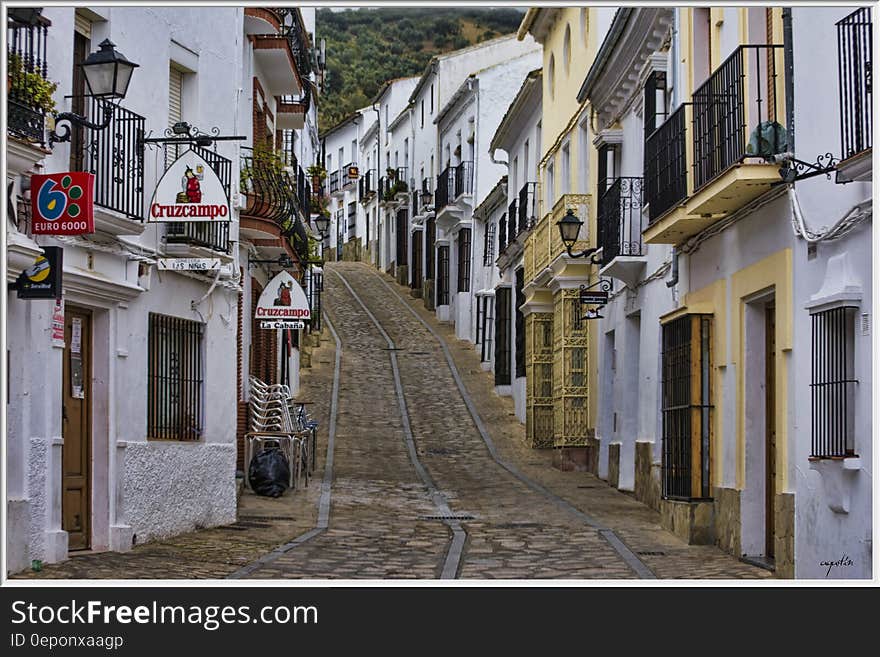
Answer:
[169, 66, 183, 126]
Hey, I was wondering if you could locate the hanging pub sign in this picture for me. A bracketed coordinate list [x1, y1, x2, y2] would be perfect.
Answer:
[579, 279, 611, 320]
[347, 165, 359, 180]
[30, 172, 95, 235]
[148, 149, 229, 222]
[254, 270, 310, 326]
[580, 289, 609, 306]
[14, 246, 63, 300]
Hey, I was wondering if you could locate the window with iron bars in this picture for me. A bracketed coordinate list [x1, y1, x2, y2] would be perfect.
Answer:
[147, 313, 204, 441]
[483, 219, 496, 266]
[457, 227, 471, 293]
[437, 245, 449, 306]
[494, 287, 512, 385]
[514, 267, 526, 378]
[661, 314, 713, 500]
[810, 306, 858, 458]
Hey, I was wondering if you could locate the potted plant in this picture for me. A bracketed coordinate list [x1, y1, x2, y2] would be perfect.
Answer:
[7, 52, 57, 115]
[307, 164, 327, 193]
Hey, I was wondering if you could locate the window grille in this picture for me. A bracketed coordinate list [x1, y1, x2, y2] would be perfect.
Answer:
[494, 288, 512, 385]
[148, 313, 204, 441]
[437, 245, 449, 306]
[661, 314, 713, 499]
[810, 306, 858, 457]
[515, 268, 526, 378]
[483, 220, 496, 266]
[457, 228, 471, 293]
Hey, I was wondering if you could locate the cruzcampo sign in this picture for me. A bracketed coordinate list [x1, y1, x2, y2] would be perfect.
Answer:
[148, 149, 229, 222]
[255, 270, 310, 324]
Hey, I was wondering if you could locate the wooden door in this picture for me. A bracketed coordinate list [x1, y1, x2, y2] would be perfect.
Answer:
[765, 303, 776, 559]
[62, 306, 92, 551]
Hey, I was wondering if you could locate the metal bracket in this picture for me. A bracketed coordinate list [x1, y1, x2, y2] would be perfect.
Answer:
[579, 278, 612, 321]
[137, 122, 245, 156]
[774, 152, 841, 184]
[48, 99, 116, 147]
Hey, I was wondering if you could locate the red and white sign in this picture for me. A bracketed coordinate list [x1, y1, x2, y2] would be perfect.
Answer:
[255, 270, 310, 323]
[148, 149, 229, 222]
[31, 172, 95, 235]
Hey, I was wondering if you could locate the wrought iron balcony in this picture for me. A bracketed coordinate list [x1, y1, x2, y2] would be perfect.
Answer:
[597, 177, 644, 267]
[837, 7, 872, 161]
[7, 13, 51, 144]
[645, 104, 687, 224]
[435, 165, 454, 211]
[78, 99, 146, 220]
[518, 182, 537, 233]
[453, 160, 474, 198]
[240, 145, 298, 231]
[507, 200, 517, 247]
[498, 212, 508, 253]
[380, 167, 408, 202]
[359, 169, 375, 201]
[342, 162, 357, 188]
[691, 44, 784, 191]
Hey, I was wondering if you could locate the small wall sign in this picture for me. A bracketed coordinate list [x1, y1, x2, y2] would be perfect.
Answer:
[260, 320, 306, 330]
[148, 149, 230, 222]
[14, 246, 63, 299]
[255, 270, 311, 323]
[157, 258, 221, 271]
[347, 165, 359, 180]
[31, 172, 95, 235]
[51, 298, 65, 348]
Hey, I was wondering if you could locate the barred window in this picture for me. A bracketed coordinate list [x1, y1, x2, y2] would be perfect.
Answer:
[514, 267, 526, 378]
[483, 220, 496, 266]
[661, 314, 713, 500]
[437, 245, 449, 306]
[148, 313, 204, 441]
[457, 227, 471, 293]
[810, 306, 858, 458]
[494, 287, 511, 385]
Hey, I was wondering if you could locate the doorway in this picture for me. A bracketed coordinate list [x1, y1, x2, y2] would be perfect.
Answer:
[765, 302, 776, 559]
[62, 305, 92, 551]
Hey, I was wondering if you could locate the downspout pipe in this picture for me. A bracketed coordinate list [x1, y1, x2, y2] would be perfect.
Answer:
[666, 247, 679, 288]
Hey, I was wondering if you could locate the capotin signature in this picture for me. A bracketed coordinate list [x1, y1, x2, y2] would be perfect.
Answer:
[819, 554, 853, 577]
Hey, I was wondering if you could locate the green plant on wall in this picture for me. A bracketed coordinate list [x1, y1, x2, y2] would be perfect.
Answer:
[7, 53, 57, 114]
[382, 179, 408, 201]
[306, 164, 327, 180]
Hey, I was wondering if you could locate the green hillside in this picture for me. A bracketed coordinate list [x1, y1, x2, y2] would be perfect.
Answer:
[317, 7, 525, 132]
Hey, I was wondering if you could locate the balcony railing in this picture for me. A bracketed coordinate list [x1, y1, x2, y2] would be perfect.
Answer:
[518, 182, 537, 233]
[380, 167, 408, 201]
[240, 146, 298, 230]
[435, 165, 455, 210]
[167, 144, 233, 252]
[328, 170, 340, 194]
[7, 13, 51, 144]
[454, 160, 474, 198]
[838, 7, 873, 160]
[498, 212, 508, 253]
[359, 169, 375, 201]
[597, 177, 643, 267]
[342, 162, 357, 187]
[691, 44, 783, 190]
[507, 200, 517, 247]
[277, 8, 313, 77]
[645, 104, 687, 223]
[83, 99, 146, 220]
[524, 194, 591, 282]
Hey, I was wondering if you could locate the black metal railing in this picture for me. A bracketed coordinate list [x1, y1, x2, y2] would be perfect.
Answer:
[435, 165, 455, 210]
[645, 104, 688, 223]
[328, 169, 340, 194]
[240, 146, 296, 228]
[380, 167, 408, 201]
[838, 7, 873, 160]
[347, 201, 356, 238]
[597, 177, 643, 266]
[692, 44, 783, 190]
[359, 169, 375, 201]
[454, 160, 474, 198]
[518, 182, 537, 233]
[483, 218, 496, 266]
[411, 189, 419, 216]
[437, 244, 450, 306]
[7, 13, 51, 144]
[810, 306, 858, 458]
[277, 8, 313, 77]
[507, 201, 517, 246]
[83, 99, 145, 219]
[498, 213, 508, 253]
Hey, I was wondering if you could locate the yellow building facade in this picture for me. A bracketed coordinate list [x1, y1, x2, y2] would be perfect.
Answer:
[517, 8, 603, 458]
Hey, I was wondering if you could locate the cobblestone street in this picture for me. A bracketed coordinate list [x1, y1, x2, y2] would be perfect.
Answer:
[15, 262, 771, 580]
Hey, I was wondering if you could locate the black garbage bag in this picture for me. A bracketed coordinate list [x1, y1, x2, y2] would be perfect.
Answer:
[248, 446, 290, 497]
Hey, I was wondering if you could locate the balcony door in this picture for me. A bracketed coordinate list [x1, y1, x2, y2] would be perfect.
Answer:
[69, 29, 89, 172]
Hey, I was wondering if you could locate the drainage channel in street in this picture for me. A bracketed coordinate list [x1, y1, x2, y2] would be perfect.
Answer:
[368, 267, 657, 580]
[333, 268, 468, 580]
[227, 312, 343, 579]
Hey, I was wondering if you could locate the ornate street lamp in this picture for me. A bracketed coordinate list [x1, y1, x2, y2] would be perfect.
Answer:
[314, 214, 330, 238]
[49, 39, 139, 146]
[556, 208, 602, 263]
[420, 189, 433, 208]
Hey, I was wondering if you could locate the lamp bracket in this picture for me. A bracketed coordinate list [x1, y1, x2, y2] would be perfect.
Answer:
[138, 123, 246, 156]
[773, 152, 841, 184]
[48, 100, 116, 147]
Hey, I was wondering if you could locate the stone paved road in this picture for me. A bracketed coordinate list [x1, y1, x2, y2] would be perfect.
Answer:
[13, 261, 771, 580]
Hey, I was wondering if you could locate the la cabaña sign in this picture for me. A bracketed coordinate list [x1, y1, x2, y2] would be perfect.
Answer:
[148, 149, 230, 222]
[255, 270, 311, 323]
